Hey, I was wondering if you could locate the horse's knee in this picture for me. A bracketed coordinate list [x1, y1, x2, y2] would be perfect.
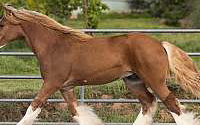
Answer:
[163, 92, 181, 115]
[31, 98, 46, 110]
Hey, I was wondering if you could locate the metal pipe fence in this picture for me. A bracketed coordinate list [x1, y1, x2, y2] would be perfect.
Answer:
[81, 29, 200, 33]
[0, 98, 200, 103]
[0, 121, 177, 124]
[0, 52, 199, 104]
[0, 29, 200, 124]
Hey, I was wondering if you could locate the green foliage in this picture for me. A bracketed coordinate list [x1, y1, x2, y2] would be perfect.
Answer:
[85, 0, 109, 29]
[0, 0, 108, 29]
[128, 0, 150, 12]
[189, 0, 200, 28]
[148, 0, 191, 26]
[0, 0, 46, 12]
[26, 0, 46, 13]
[127, 0, 192, 26]
[101, 12, 151, 19]
[0, 0, 47, 18]
[45, 0, 82, 18]
[0, 0, 79, 16]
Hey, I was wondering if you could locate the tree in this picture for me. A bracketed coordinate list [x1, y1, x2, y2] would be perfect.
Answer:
[189, 0, 200, 28]
[83, 0, 108, 29]
[149, 0, 191, 26]
[128, 0, 150, 13]
[0, 0, 108, 29]
[0, 0, 46, 13]
[45, 0, 82, 18]
[26, 0, 46, 14]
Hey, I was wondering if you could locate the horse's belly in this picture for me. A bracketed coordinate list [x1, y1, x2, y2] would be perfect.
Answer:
[74, 66, 132, 85]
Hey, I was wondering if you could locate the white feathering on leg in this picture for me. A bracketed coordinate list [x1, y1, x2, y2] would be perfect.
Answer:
[133, 100, 157, 125]
[0, 44, 6, 48]
[171, 105, 200, 125]
[17, 105, 41, 125]
[73, 105, 104, 125]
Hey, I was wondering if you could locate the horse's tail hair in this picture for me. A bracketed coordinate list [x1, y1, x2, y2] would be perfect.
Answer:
[162, 41, 200, 97]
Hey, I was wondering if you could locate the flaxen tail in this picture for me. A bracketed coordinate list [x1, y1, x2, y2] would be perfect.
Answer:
[162, 41, 200, 97]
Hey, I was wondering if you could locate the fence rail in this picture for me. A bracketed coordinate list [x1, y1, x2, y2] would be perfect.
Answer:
[0, 98, 200, 103]
[0, 29, 200, 124]
[0, 122, 175, 125]
[81, 28, 200, 33]
[0, 52, 200, 56]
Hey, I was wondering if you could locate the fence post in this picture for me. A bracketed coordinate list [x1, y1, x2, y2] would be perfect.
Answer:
[80, 86, 85, 104]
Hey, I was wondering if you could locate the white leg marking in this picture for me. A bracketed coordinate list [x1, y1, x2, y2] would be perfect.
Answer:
[133, 100, 157, 125]
[0, 44, 6, 48]
[73, 105, 104, 125]
[17, 105, 41, 125]
[171, 105, 200, 125]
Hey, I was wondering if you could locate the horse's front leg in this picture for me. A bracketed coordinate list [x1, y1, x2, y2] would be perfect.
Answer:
[60, 88, 104, 125]
[17, 82, 60, 125]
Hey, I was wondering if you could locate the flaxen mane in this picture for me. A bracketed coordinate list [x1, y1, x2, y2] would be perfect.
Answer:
[4, 5, 92, 41]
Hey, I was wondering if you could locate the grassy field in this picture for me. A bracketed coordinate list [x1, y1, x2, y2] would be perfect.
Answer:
[0, 16, 200, 123]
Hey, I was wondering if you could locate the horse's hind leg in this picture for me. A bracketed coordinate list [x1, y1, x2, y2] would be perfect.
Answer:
[149, 83, 199, 125]
[123, 75, 157, 125]
[140, 68, 199, 125]
[60, 88, 78, 117]
[60, 88, 104, 125]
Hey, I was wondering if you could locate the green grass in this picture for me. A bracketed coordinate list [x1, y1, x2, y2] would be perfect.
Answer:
[64, 18, 171, 29]
[0, 56, 39, 75]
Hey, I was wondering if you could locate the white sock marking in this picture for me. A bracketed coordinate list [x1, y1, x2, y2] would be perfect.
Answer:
[73, 105, 104, 125]
[133, 100, 157, 125]
[0, 44, 6, 48]
[171, 105, 200, 125]
[17, 105, 41, 125]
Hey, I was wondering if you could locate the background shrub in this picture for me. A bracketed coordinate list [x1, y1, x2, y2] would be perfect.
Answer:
[189, 0, 200, 28]
[148, 0, 191, 26]
[128, 0, 150, 13]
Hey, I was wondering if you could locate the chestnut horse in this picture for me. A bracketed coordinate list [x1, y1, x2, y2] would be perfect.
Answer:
[0, 5, 200, 125]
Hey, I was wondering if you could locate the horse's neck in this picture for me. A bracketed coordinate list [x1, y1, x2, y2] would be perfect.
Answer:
[22, 22, 65, 56]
